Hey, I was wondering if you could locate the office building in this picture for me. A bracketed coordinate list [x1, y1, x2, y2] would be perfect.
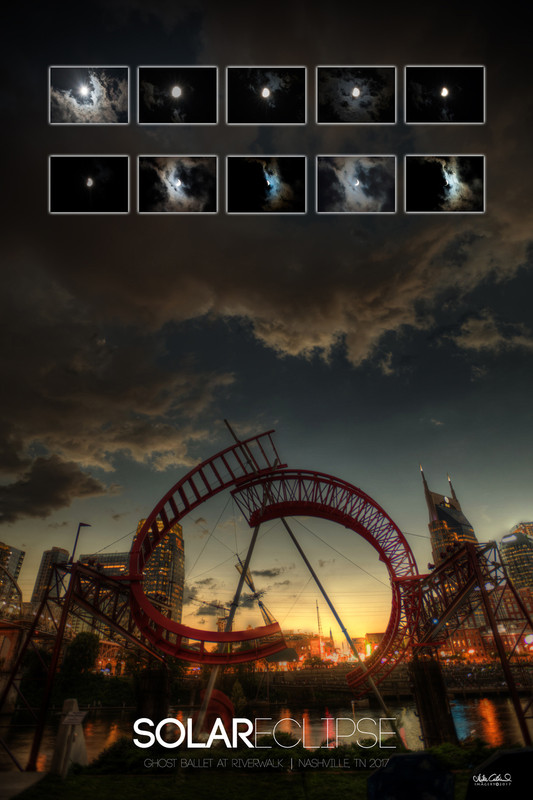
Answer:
[0, 540, 25, 603]
[31, 546, 69, 604]
[135, 519, 185, 623]
[81, 519, 185, 623]
[500, 530, 533, 590]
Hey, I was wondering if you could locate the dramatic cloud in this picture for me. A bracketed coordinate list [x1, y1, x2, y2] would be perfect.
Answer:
[0, 456, 114, 524]
[3, 0, 533, 531]
[451, 312, 533, 354]
[0, 265, 234, 520]
[252, 567, 286, 578]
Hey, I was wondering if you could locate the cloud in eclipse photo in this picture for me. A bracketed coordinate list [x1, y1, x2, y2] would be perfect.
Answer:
[317, 67, 395, 123]
[138, 157, 217, 213]
[227, 156, 306, 213]
[138, 66, 217, 123]
[317, 157, 396, 213]
[49, 67, 128, 124]
[227, 67, 306, 123]
[405, 156, 484, 212]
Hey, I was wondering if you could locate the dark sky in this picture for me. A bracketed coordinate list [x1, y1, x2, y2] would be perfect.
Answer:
[1, 0, 532, 635]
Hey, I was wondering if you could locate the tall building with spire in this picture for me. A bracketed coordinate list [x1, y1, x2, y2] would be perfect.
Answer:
[420, 467, 478, 566]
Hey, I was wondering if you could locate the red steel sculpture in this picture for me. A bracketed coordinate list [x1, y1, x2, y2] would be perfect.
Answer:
[129, 431, 422, 690]
[128, 430, 289, 664]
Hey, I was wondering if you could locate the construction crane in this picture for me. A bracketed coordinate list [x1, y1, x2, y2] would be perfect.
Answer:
[316, 599, 324, 657]
[235, 556, 278, 626]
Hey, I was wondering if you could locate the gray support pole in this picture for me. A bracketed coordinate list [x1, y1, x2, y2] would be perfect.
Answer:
[193, 523, 262, 737]
[280, 517, 403, 742]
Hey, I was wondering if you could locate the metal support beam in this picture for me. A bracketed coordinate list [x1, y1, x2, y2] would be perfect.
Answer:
[193, 523, 262, 737]
[279, 517, 402, 743]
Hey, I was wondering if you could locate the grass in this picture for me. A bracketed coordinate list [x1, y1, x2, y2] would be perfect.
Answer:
[13, 768, 478, 800]
[14, 734, 514, 799]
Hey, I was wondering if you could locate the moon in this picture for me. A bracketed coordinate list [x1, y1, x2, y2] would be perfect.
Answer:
[175, 179, 182, 188]
[86, 177, 94, 188]
[79, 85, 89, 96]
[171, 86, 182, 98]
[440, 87, 449, 97]
[261, 87, 270, 98]
[354, 179, 360, 186]
[351, 87, 361, 98]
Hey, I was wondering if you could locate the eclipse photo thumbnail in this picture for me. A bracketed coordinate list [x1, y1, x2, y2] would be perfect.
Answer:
[317, 156, 396, 213]
[227, 67, 306, 124]
[49, 156, 129, 213]
[138, 156, 217, 213]
[227, 156, 306, 213]
[405, 155, 485, 213]
[138, 67, 217, 124]
[405, 66, 485, 123]
[49, 66, 129, 124]
[317, 67, 396, 123]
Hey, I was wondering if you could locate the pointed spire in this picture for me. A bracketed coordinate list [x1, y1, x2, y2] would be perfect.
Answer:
[447, 473, 458, 503]
[420, 464, 438, 522]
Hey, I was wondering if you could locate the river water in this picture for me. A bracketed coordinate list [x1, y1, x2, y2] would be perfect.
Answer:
[1, 696, 531, 772]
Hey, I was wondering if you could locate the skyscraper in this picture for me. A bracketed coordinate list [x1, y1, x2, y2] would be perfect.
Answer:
[135, 519, 185, 623]
[510, 521, 533, 540]
[420, 467, 479, 566]
[31, 546, 69, 604]
[500, 530, 533, 590]
[80, 520, 185, 623]
[0, 540, 25, 603]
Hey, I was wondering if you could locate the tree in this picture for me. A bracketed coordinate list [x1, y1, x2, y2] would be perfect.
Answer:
[61, 632, 100, 679]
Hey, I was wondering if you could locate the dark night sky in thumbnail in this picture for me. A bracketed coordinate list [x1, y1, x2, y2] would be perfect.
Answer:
[1, 0, 532, 636]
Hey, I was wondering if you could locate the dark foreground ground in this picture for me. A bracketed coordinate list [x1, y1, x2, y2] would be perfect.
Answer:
[14, 769, 472, 800]
[11, 735, 505, 800]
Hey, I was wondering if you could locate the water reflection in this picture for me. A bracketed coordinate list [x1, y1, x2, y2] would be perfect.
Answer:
[478, 698, 504, 748]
